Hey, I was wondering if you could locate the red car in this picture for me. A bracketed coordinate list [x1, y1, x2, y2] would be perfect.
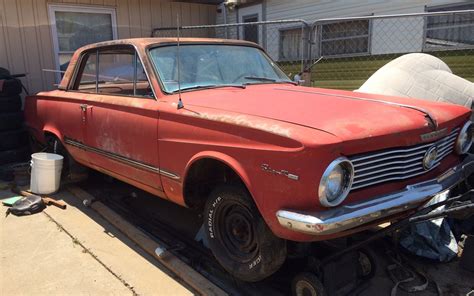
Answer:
[25, 38, 474, 282]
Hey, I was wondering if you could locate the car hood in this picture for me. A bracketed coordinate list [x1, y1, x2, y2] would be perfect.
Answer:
[183, 84, 470, 143]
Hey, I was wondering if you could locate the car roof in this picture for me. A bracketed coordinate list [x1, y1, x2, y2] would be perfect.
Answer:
[78, 37, 262, 51]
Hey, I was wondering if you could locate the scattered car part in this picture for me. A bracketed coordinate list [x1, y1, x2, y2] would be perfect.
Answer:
[12, 187, 67, 210]
[5, 194, 45, 217]
[154, 243, 185, 258]
[291, 272, 326, 296]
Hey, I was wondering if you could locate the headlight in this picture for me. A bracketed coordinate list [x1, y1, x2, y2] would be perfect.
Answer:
[455, 121, 473, 155]
[318, 157, 354, 207]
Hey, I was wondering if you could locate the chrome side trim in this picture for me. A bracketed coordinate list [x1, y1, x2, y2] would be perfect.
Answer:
[158, 169, 181, 180]
[276, 155, 474, 236]
[64, 137, 180, 180]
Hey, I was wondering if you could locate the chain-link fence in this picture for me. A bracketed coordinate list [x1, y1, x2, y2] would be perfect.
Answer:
[152, 19, 310, 79]
[151, 10, 474, 90]
[310, 10, 474, 90]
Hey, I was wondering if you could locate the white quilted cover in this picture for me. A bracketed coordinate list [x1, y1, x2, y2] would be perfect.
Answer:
[356, 53, 474, 111]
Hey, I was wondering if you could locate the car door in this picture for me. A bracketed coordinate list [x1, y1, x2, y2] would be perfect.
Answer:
[70, 45, 165, 196]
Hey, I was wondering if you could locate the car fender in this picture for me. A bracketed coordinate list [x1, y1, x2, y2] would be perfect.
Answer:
[184, 150, 256, 203]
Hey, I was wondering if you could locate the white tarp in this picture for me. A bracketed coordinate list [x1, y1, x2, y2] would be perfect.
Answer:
[356, 53, 474, 115]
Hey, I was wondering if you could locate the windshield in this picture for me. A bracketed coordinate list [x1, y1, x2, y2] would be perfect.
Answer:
[149, 44, 292, 93]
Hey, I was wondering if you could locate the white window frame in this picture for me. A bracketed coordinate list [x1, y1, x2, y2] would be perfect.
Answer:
[48, 4, 118, 82]
[424, 3, 474, 51]
[278, 26, 304, 62]
[319, 19, 372, 58]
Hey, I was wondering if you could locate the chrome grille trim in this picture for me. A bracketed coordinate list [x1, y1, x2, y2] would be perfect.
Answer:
[350, 128, 459, 191]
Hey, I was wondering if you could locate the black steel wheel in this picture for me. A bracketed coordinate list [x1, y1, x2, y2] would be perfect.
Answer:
[357, 248, 376, 280]
[204, 185, 286, 282]
[292, 272, 326, 296]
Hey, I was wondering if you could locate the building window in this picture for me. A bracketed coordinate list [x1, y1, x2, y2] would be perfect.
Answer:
[279, 28, 302, 61]
[48, 4, 117, 81]
[320, 20, 370, 57]
[425, 4, 474, 50]
[242, 14, 259, 44]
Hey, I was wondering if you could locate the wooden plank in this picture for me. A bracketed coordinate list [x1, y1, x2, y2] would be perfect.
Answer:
[160, 1, 172, 28]
[170, 2, 180, 27]
[0, 0, 12, 71]
[128, 0, 141, 37]
[180, 3, 191, 37]
[18, 0, 44, 93]
[139, 0, 151, 37]
[67, 186, 227, 296]
[35, 0, 57, 90]
[150, 0, 161, 36]
[2, 0, 27, 82]
[103, 0, 116, 7]
[115, 0, 130, 39]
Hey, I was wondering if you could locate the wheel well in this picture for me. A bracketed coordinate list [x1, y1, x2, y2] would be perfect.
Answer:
[183, 158, 246, 210]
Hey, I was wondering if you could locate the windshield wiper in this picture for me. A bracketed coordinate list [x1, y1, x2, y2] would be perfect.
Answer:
[244, 76, 276, 82]
[243, 76, 297, 86]
[174, 84, 246, 93]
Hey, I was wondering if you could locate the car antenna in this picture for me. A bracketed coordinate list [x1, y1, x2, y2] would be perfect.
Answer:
[176, 13, 184, 110]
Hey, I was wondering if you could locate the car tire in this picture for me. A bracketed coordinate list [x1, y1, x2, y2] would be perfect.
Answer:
[204, 184, 287, 282]
[0, 79, 22, 97]
[0, 146, 29, 165]
[291, 272, 326, 296]
[0, 112, 23, 131]
[0, 95, 22, 113]
[0, 130, 28, 151]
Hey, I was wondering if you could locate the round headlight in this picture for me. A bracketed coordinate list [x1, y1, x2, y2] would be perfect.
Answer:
[455, 121, 473, 155]
[318, 157, 354, 207]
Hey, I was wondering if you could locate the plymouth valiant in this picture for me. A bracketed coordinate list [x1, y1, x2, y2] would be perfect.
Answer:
[24, 38, 474, 282]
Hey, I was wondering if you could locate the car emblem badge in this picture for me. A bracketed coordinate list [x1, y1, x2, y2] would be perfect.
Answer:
[423, 145, 438, 170]
[420, 128, 447, 142]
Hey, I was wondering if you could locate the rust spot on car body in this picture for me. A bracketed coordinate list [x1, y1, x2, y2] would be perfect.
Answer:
[185, 111, 292, 138]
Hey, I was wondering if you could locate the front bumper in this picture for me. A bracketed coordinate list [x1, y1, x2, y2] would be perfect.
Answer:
[276, 155, 474, 236]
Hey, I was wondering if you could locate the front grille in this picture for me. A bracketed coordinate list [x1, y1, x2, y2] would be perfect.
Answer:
[349, 128, 459, 191]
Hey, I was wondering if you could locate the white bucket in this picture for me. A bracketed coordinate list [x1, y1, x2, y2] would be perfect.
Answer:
[30, 152, 64, 195]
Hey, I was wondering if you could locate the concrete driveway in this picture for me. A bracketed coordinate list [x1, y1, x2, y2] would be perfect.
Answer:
[0, 187, 193, 296]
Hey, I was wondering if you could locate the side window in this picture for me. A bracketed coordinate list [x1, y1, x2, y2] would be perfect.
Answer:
[77, 52, 98, 92]
[73, 47, 154, 98]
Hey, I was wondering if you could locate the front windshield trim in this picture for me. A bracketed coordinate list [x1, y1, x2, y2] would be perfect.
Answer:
[146, 43, 291, 96]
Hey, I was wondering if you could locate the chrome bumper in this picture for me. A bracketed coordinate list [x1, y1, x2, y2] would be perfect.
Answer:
[276, 155, 474, 236]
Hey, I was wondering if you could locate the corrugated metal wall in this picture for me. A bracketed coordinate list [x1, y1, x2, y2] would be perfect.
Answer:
[0, 0, 216, 94]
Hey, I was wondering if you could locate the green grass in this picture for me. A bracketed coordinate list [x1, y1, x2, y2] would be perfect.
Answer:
[279, 50, 474, 91]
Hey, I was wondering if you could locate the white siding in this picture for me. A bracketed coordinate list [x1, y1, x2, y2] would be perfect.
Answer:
[0, 0, 216, 95]
[264, 0, 467, 21]
[216, 0, 472, 58]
